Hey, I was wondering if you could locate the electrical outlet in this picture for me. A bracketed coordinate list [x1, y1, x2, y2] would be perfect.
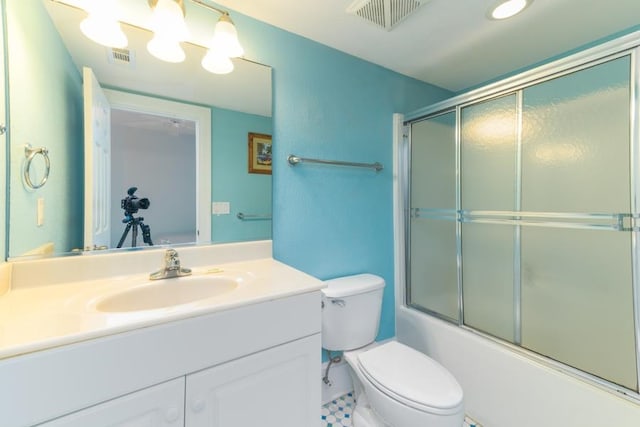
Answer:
[212, 202, 230, 215]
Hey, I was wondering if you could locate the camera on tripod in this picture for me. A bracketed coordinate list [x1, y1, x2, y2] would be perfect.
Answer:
[121, 187, 150, 215]
[117, 187, 153, 248]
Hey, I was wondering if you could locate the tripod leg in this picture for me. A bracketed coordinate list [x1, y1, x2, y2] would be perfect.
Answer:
[131, 223, 138, 247]
[140, 222, 154, 246]
[116, 223, 132, 248]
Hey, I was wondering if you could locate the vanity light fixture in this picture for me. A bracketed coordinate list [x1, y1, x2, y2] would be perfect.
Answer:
[199, 13, 242, 74]
[209, 12, 244, 58]
[79, 0, 128, 48]
[146, 0, 245, 73]
[75, 0, 244, 74]
[192, 0, 245, 74]
[489, 0, 532, 20]
[147, 0, 189, 63]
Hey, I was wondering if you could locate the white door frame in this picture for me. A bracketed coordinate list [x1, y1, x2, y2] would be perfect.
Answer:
[83, 67, 112, 250]
[104, 89, 211, 243]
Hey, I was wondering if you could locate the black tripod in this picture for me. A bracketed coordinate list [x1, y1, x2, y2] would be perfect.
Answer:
[116, 213, 154, 248]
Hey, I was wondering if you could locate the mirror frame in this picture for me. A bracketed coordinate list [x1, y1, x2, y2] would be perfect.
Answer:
[103, 89, 212, 246]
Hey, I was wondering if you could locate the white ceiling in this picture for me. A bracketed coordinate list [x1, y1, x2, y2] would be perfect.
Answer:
[213, 0, 640, 92]
[111, 109, 196, 137]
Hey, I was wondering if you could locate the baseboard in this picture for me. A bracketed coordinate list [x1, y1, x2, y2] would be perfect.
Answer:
[321, 359, 353, 405]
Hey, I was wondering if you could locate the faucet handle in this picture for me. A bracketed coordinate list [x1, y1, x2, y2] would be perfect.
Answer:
[164, 248, 180, 269]
[150, 248, 191, 280]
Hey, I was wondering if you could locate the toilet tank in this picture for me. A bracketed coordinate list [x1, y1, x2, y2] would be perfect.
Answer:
[321, 274, 385, 351]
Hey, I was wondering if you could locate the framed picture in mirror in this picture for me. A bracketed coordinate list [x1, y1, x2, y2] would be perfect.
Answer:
[248, 132, 272, 174]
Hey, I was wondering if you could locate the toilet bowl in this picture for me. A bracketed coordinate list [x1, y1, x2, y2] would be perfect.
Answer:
[344, 341, 464, 427]
[321, 274, 464, 426]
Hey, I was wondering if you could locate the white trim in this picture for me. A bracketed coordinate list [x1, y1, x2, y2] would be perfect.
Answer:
[103, 90, 211, 243]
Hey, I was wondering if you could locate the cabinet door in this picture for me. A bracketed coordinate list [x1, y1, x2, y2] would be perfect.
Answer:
[186, 334, 320, 427]
[39, 378, 185, 427]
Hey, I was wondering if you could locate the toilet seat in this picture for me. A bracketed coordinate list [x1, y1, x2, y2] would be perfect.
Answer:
[357, 341, 463, 415]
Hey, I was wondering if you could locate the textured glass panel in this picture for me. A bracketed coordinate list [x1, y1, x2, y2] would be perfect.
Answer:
[411, 112, 456, 209]
[462, 223, 515, 341]
[409, 112, 458, 320]
[461, 94, 517, 210]
[522, 56, 631, 213]
[521, 227, 637, 390]
[409, 218, 458, 321]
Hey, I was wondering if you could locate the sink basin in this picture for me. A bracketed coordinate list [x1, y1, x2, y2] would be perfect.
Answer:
[95, 275, 238, 312]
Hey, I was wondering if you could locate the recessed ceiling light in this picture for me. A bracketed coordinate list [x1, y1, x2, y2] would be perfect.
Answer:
[489, 0, 532, 20]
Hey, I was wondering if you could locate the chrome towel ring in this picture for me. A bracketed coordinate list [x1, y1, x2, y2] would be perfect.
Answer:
[24, 144, 51, 189]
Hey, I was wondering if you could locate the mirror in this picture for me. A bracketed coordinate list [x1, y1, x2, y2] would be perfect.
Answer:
[5, 0, 272, 259]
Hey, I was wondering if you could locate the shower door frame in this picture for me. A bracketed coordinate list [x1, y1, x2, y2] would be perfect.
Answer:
[397, 31, 640, 400]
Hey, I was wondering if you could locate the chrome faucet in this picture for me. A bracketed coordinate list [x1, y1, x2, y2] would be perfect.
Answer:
[150, 248, 192, 280]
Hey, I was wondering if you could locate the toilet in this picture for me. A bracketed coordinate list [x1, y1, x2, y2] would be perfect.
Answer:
[322, 274, 464, 427]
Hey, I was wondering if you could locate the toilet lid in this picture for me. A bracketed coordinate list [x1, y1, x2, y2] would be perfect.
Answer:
[357, 342, 463, 413]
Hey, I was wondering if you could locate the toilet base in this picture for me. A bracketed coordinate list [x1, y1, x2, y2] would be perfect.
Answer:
[353, 403, 387, 427]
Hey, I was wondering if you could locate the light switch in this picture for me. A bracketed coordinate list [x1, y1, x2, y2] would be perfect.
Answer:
[212, 202, 230, 215]
[37, 197, 44, 226]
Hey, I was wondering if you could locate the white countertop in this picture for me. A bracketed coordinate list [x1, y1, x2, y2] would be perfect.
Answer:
[0, 243, 325, 360]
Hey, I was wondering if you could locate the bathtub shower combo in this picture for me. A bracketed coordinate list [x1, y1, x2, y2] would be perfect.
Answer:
[401, 33, 640, 399]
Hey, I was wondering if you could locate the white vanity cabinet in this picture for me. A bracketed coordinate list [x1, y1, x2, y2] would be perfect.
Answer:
[185, 335, 318, 427]
[38, 378, 186, 427]
[1, 291, 322, 427]
[38, 335, 319, 427]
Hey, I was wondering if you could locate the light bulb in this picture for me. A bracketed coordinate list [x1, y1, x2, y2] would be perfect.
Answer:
[149, 0, 189, 41]
[80, 0, 127, 48]
[147, 36, 186, 63]
[210, 15, 244, 58]
[201, 50, 234, 74]
[147, 0, 189, 63]
[490, 0, 530, 20]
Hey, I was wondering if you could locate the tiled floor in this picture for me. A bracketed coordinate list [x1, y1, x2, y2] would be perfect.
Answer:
[321, 392, 481, 427]
[321, 392, 355, 426]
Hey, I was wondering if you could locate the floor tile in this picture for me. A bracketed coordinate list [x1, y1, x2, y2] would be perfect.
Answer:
[321, 392, 482, 427]
[321, 392, 354, 427]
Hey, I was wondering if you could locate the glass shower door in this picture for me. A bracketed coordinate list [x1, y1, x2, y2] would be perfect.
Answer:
[460, 94, 519, 342]
[520, 56, 637, 390]
[406, 54, 639, 393]
[408, 111, 458, 321]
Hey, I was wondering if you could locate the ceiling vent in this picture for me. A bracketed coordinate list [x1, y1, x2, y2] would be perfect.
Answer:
[347, 0, 427, 31]
[107, 47, 136, 68]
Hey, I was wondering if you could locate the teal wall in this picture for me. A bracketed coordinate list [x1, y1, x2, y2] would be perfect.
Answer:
[6, 0, 83, 257]
[211, 107, 272, 243]
[234, 16, 453, 341]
